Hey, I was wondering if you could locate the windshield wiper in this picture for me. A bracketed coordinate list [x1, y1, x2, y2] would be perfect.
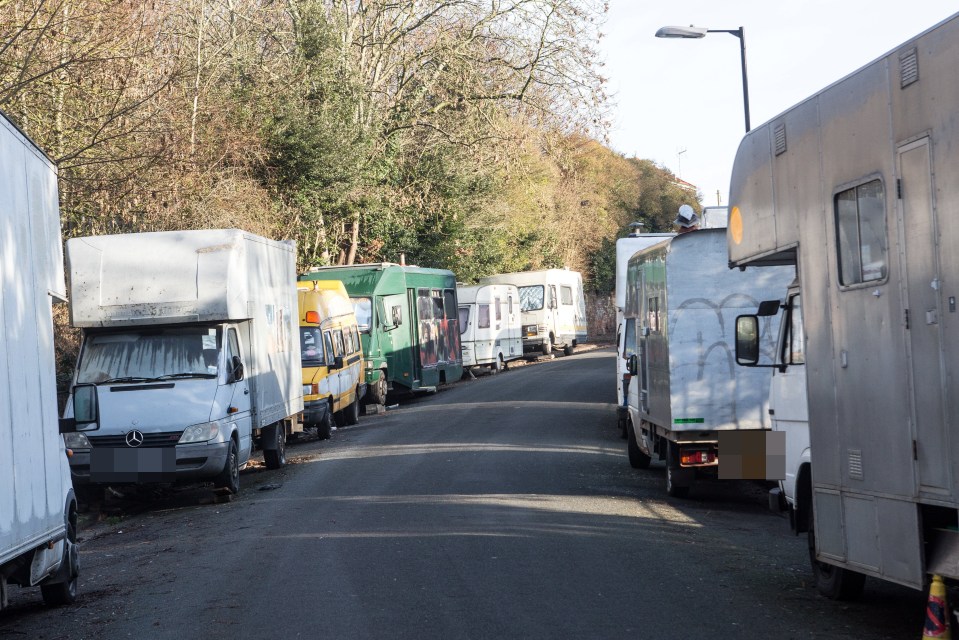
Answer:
[156, 372, 218, 380]
[100, 376, 159, 384]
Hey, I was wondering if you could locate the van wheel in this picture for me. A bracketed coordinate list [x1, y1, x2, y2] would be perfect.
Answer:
[344, 390, 360, 426]
[666, 466, 690, 498]
[316, 403, 334, 440]
[542, 340, 552, 356]
[214, 439, 240, 495]
[808, 505, 865, 599]
[263, 423, 286, 470]
[41, 504, 79, 606]
[368, 374, 388, 405]
[627, 423, 651, 469]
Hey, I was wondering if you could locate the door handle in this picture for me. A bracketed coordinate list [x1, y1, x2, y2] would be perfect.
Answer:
[244, 389, 249, 395]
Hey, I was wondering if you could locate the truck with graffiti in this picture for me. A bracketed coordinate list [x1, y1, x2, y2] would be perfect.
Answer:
[622, 228, 792, 496]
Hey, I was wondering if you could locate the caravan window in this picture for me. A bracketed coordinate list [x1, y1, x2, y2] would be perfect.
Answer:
[561, 286, 573, 305]
[835, 179, 887, 286]
[494, 297, 502, 321]
[478, 304, 491, 329]
[519, 285, 545, 311]
[458, 307, 470, 334]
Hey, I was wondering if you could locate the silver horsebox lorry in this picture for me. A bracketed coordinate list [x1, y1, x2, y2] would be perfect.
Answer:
[0, 110, 79, 609]
[623, 228, 792, 497]
[730, 12, 959, 599]
[63, 229, 303, 496]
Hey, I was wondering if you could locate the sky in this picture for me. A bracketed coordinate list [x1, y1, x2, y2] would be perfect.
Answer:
[600, 1, 958, 208]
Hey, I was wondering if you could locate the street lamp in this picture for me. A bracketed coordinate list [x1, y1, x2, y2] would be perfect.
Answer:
[655, 25, 751, 132]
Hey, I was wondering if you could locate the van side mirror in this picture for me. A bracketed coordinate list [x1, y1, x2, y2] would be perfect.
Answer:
[61, 383, 99, 433]
[756, 299, 782, 316]
[330, 355, 344, 370]
[735, 315, 761, 365]
[230, 355, 245, 382]
[627, 353, 639, 376]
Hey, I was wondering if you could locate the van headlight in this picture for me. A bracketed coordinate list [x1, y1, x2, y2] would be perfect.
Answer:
[179, 421, 220, 444]
[63, 432, 91, 450]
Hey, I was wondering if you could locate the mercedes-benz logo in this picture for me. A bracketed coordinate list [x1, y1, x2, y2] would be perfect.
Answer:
[125, 430, 144, 448]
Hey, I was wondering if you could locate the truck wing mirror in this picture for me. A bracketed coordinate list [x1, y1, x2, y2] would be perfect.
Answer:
[230, 355, 245, 382]
[627, 353, 639, 376]
[62, 383, 100, 433]
[735, 315, 761, 365]
[331, 355, 344, 370]
[756, 300, 782, 316]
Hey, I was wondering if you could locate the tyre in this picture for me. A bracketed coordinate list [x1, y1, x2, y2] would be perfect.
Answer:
[262, 423, 286, 470]
[666, 465, 690, 498]
[492, 355, 503, 374]
[563, 344, 574, 356]
[368, 373, 388, 405]
[344, 389, 360, 426]
[542, 340, 552, 356]
[316, 402, 333, 440]
[214, 439, 240, 494]
[807, 506, 865, 600]
[627, 423, 651, 469]
[41, 504, 79, 606]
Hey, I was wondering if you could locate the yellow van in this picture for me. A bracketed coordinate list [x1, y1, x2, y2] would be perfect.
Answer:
[297, 280, 366, 439]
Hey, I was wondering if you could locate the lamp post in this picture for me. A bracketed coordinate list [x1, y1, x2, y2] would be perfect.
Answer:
[655, 25, 751, 132]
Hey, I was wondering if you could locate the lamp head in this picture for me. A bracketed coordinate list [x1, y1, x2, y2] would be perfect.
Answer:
[655, 25, 708, 39]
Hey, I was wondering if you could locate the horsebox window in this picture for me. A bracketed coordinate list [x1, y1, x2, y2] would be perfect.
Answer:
[561, 286, 573, 305]
[835, 179, 887, 286]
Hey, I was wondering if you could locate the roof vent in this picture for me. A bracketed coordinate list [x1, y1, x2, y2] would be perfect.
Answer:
[774, 123, 787, 156]
[900, 47, 919, 88]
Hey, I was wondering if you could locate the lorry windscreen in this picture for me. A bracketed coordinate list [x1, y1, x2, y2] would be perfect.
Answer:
[300, 327, 326, 365]
[519, 285, 544, 311]
[352, 297, 372, 332]
[76, 327, 221, 384]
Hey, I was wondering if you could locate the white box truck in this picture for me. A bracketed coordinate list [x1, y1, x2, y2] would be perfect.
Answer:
[63, 229, 304, 495]
[456, 283, 523, 373]
[730, 12, 959, 599]
[0, 111, 80, 609]
[623, 228, 793, 496]
[479, 269, 587, 356]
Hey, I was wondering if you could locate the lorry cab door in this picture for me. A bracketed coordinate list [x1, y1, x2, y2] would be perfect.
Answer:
[226, 327, 253, 460]
[897, 137, 951, 495]
[770, 292, 810, 505]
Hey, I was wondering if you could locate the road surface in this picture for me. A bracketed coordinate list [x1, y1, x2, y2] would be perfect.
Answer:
[0, 347, 926, 639]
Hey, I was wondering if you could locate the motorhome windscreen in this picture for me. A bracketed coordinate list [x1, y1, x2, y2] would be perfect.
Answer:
[76, 327, 221, 383]
[352, 297, 372, 332]
[300, 327, 326, 365]
[457, 307, 469, 334]
[519, 285, 544, 311]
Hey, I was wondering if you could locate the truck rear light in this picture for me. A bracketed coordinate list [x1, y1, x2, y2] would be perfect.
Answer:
[680, 448, 716, 466]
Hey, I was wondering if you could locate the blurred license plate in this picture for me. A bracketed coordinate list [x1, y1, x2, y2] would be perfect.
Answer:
[90, 447, 176, 483]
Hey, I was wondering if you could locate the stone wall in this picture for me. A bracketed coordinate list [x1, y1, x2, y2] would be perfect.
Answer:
[586, 291, 616, 342]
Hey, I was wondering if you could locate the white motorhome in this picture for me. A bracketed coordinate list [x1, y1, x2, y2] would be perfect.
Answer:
[479, 269, 587, 356]
[614, 232, 673, 417]
[456, 283, 523, 373]
[730, 13, 959, 599]
[623, 229, 793, 497]
[0, 111, 79, 609]
[63, 230, 304, 495]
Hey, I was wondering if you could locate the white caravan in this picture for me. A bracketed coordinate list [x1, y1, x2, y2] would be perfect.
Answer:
[730, 13, 959, 599]
[63, 230, 304, 495]
[623, 229, 793, 496]
[0, 111, 79, 609]
[480, 269, 587, 356]
[456, 283, 523, 373]
[614, 232, 673, 415]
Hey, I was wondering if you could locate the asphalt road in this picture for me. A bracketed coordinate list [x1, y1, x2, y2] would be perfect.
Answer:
[0, 347, 928, 639]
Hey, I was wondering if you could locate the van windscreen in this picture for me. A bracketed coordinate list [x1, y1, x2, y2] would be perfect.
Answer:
[519, 285, 544, 311]
[300, 327, 326, 365]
